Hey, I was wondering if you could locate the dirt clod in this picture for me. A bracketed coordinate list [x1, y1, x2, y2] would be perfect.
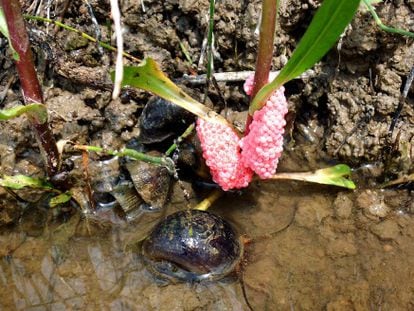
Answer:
[370, 219, 400, 241]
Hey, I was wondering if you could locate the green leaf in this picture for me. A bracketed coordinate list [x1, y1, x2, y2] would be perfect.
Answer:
[271, 164, 356, 189]
[115, 57, 229, 126]
[308, 164, 356, 189]
[0, 103, 48, 123]
[0, 8, 8, 37]
[49, 192, 72, 208]
[0, 8, 19, 61]
[0, 175, 53, 190]
[250, 0, 360, 113]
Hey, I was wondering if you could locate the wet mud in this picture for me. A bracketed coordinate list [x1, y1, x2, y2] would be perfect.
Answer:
[1, 0, 414, 310]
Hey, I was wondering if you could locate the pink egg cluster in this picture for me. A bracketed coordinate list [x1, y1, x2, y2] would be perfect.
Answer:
[196, 74, 288, 190]
[240, 75, 288, 178]
[243, 71, 278, 96]
[196, 118, 253, 191]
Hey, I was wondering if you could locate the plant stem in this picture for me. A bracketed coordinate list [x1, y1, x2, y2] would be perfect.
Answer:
[193, 189, 223, 211]
[165, 123, 195, 156]
[245, 0, 279, 134]
[1, 0, 60, 177]
[74, 145, 176, 173]
[362, 0, 414, 38]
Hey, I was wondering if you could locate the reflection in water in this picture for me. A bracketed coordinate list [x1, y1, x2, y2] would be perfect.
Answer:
[0, 227, 245, 310]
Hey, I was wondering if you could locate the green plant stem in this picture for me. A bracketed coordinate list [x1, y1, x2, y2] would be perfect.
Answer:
[0, 103, 47, 122]
[24, 14, 142, 62]
[362, 0, 414, 38]
[245, 0, 279, 134]
[165, 123, 195, 156]
[74, 145, 175, 173]
[1, 0, 60, 177]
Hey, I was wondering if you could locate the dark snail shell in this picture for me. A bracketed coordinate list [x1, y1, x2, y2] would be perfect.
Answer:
[142, 210, 242, 282]
[139, 96, 195, 144]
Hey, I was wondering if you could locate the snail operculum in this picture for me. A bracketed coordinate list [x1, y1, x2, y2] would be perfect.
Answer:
[142, 210, 242, 283]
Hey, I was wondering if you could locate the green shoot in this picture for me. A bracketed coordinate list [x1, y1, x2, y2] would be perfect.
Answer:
[0, 103, 48, 123]
[179, 41, 193, 66]
[0, 7, 18, 60]
[0, 174, 53, 190]
[165, 123, 195, 156]
[0, 174, 73, 208]
[74, 144, 176, 174]
[362, 0, 414, 38]
[193, 164, 356, 211]
[271, 164, 356, 189]
[76, 122, 196, 176]
[0, 8, 7, 36]
[250, 0, 360, 114]
[116, 57, 230, 126]
[49, 192, 72, 208]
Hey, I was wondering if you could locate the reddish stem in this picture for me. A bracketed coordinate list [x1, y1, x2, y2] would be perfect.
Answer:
[1, 0, 60, 177]
[245, 0, 279, 135]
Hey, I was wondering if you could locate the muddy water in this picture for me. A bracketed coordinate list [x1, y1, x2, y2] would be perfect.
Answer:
[1, 180, 414, 310]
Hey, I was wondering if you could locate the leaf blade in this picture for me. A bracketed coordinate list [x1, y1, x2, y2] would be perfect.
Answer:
[271, 164, 356, 189]
[0, 175, 53, 190]
[116, 58, 229, 125]
[0, 8, 19, 61]
[250, 0, 360, 113]
[49, 192, 72, 208]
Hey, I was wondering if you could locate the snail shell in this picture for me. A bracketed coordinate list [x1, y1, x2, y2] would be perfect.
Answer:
[126, 151, 171, 209]
[139, 96, 195, 144]
[142, 209, 242, 282]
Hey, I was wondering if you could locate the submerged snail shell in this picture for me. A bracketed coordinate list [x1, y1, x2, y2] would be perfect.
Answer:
[126, 151, 171, 209]
[142, 210, 242, 282]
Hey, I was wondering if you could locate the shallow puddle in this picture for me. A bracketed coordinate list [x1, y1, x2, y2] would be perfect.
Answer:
[1, 180, 414, 310]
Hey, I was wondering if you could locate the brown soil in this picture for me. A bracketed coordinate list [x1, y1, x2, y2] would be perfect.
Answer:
[1, 0, 414, 310]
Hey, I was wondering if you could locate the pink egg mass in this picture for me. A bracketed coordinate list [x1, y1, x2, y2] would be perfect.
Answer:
[196, 74, 288, 190]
